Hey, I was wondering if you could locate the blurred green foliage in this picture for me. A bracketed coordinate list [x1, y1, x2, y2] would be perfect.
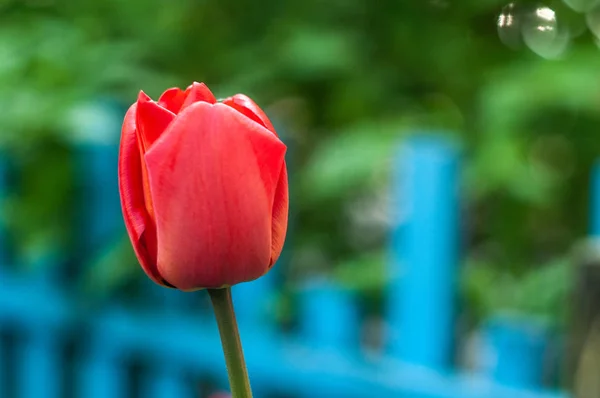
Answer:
[2, 0, 600, 324]
[464, 256, 573, 326]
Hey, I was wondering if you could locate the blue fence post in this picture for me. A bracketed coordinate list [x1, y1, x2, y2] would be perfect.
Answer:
[142, 363, 191, 398]
[78, 339, 125, 398]
[231, 271, 280, 398]
[233, 269, 278, 329]
[299, 279, 359, 351]
[0, 335, 3, 398]
[480, 315, 549, 389]
[591, 161, 600, 237]
[69, 100, 125, 398]
[18, 331, 60, 398]
[70, 100, 124, 263]
[387, 134, 461, 372]
[149, 281, 194, 313]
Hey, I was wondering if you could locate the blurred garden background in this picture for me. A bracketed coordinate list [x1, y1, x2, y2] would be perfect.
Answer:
[2, 0, 600, 397]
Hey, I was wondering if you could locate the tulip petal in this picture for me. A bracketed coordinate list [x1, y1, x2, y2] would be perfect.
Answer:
[118, 104, 166, 286]
[158, 88, 187, 114]
[138, 91, 151, 102]
[222, 94, 277, 135]
[180, 82, 217, 111]
[145, 102, 287, 291]
[269, 164, 288, 266]
[134, 93, 176, 224]
[136, 93, 176, 152]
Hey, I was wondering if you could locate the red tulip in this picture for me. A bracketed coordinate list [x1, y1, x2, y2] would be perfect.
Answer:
[118, 82, 288, 291]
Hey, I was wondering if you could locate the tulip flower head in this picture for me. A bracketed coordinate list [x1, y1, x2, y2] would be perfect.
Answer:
[118, 82, 288, 291]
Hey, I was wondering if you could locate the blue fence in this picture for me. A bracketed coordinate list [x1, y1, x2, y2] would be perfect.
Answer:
[0, 103, 578, 398]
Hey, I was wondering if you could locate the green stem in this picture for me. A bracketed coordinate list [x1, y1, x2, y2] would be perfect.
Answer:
[208, 287, 253, 398]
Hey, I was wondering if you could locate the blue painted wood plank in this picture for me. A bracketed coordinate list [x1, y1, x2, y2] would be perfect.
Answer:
[0, 332, 5, 398]
[18, 332, 60, 398]
[142, 364, 190, 398]
[74, 143, 122, 258]
[388, 135, 461, 372]
[481, 315, 551, 390]
[233, 271, 277, 331]
[298, 280, 359, 351]
[76, 346, 125, 398]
